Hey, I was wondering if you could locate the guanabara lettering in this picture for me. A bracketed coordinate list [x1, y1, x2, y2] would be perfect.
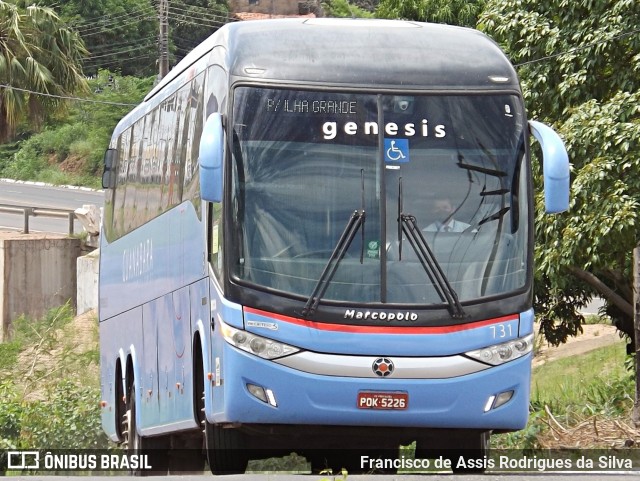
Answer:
[344, 309, 419, 322]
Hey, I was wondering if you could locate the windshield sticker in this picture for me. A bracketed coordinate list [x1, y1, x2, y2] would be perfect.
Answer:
[385, 139, 410, 163]
[366, 240, 380, 259]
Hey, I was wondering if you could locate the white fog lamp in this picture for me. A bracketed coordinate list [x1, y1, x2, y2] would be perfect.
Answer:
[246, 383, 278, 407]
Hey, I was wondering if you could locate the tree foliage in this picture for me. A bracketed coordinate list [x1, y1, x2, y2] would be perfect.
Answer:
[0, 1, 88, 141]
[170, 0, 229, 65]
[322, 0, 374, 18]
[29, 0, 229, 75]
[480, 0, 640, 347]
[376, 0, 485, 27]
[1, 71, 155, 186]
[28, 0, 159, 77]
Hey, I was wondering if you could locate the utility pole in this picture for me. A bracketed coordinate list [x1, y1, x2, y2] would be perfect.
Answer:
[158, 0, 169, 80]
[634, 246, 640, 427]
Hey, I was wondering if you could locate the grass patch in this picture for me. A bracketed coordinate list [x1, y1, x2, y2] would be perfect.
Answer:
[531, 342, 631, 416]
[0, 341, 21, 374]
[584, 314, 608, 325]
[494, 341, 634, 449]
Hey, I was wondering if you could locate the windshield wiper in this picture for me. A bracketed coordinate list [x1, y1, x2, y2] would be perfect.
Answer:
[457, 161, 507, 178]
[397, 179, 465, 319]
[479, 206, 511, 226]
[301, 171, 366, 318]
[399, 214, 466, 319]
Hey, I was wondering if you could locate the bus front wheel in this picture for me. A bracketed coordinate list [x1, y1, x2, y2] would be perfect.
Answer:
[194, 352, 248, 475]
[204, 421, 249, 474]
[448, 430, 491, 474]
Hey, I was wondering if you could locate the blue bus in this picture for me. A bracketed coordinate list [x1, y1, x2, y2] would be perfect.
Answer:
[99, 18, 569, 474]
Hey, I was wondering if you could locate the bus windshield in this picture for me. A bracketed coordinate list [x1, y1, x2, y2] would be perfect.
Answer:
[230, 87, 529, 308]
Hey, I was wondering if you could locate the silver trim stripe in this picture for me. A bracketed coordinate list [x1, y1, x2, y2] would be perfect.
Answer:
[273, 352, 490, 379]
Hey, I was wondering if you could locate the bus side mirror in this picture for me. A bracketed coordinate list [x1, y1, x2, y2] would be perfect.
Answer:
[199, 113, 224, 203]
[102, 148, 117, 189]
[529, 120, 570, 213]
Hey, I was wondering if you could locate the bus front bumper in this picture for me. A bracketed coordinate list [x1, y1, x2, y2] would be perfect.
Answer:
[207, 343, 531, 431]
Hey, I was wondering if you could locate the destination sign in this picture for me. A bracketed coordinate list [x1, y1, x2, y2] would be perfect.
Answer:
[266, 98, 357, 115]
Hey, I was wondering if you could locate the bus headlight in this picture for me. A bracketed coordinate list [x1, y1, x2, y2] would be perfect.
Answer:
[466, 333, 534, 366]
[220, 321, 300, 360]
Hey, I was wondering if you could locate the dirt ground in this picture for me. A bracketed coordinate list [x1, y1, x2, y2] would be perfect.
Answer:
[533, 323, 625, 367]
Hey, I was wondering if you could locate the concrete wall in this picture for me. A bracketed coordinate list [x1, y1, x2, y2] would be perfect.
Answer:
[77, 248, 99, 315]
[0, 232, 81, 341]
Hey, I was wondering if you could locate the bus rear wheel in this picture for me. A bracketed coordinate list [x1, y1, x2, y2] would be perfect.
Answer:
[122, 386, 169, 475]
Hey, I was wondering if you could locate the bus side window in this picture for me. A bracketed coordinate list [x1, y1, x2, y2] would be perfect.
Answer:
[184, 72, 205, 212]
[209, 202, 223, 280]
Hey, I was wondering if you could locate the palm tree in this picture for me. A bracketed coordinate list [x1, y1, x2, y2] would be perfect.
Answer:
[0, 2, 88, 142]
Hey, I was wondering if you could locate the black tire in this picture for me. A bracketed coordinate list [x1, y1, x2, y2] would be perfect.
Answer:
[204, 421, 249, 474]
[167, 432, 206, 474]
[194, 344, 248, 475]
[415, 430, 490, 474]
[449, 430, 491, 474]
[310, 446, 399, 475]
[123, 386, 169, 476]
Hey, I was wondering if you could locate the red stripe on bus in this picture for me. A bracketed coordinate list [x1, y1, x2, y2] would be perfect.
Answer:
[243, 307, 518, 334]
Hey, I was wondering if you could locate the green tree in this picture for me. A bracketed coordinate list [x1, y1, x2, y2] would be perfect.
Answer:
[34, 0, 228, 75]
[29, 0, 159, 76]
[376, 0, 485, 27]
[479, 0, 640, 348]
[1, 71, 155, 185]
[0, 1, 88, 142]
[169, 0, 229, 65]
[323, 0, 374, 18]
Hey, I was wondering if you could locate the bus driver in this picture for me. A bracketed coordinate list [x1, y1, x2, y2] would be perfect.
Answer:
[425, 196, 470, 232]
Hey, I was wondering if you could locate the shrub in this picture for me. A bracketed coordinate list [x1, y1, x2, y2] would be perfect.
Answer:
[0, 304, 108, 454]
[19, 380, 108, 450]
[3, 70, 155, 187]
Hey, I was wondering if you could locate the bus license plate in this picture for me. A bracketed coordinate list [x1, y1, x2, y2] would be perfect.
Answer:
[357, 392, 408, 410]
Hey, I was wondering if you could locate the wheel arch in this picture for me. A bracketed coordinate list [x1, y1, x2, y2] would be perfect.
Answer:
[114, 358, 126, 442]
[193, 318, 213, 423]
[123, 345, 142, 434]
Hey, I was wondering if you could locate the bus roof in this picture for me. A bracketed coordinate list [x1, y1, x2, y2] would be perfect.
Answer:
[224, 18, 519, 91]
[146, 18, 519, 103]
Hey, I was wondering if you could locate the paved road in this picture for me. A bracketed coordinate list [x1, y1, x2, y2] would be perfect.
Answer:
[2, 474, 638, 480]
[580, 297, 605, 315]
[0, 180, 104, 234]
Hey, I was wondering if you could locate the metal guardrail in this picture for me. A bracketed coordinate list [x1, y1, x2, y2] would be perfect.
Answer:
[0, 203, 76, 235]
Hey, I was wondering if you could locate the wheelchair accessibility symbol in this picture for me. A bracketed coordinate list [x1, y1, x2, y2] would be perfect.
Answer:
[384, 138, 410, 163]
